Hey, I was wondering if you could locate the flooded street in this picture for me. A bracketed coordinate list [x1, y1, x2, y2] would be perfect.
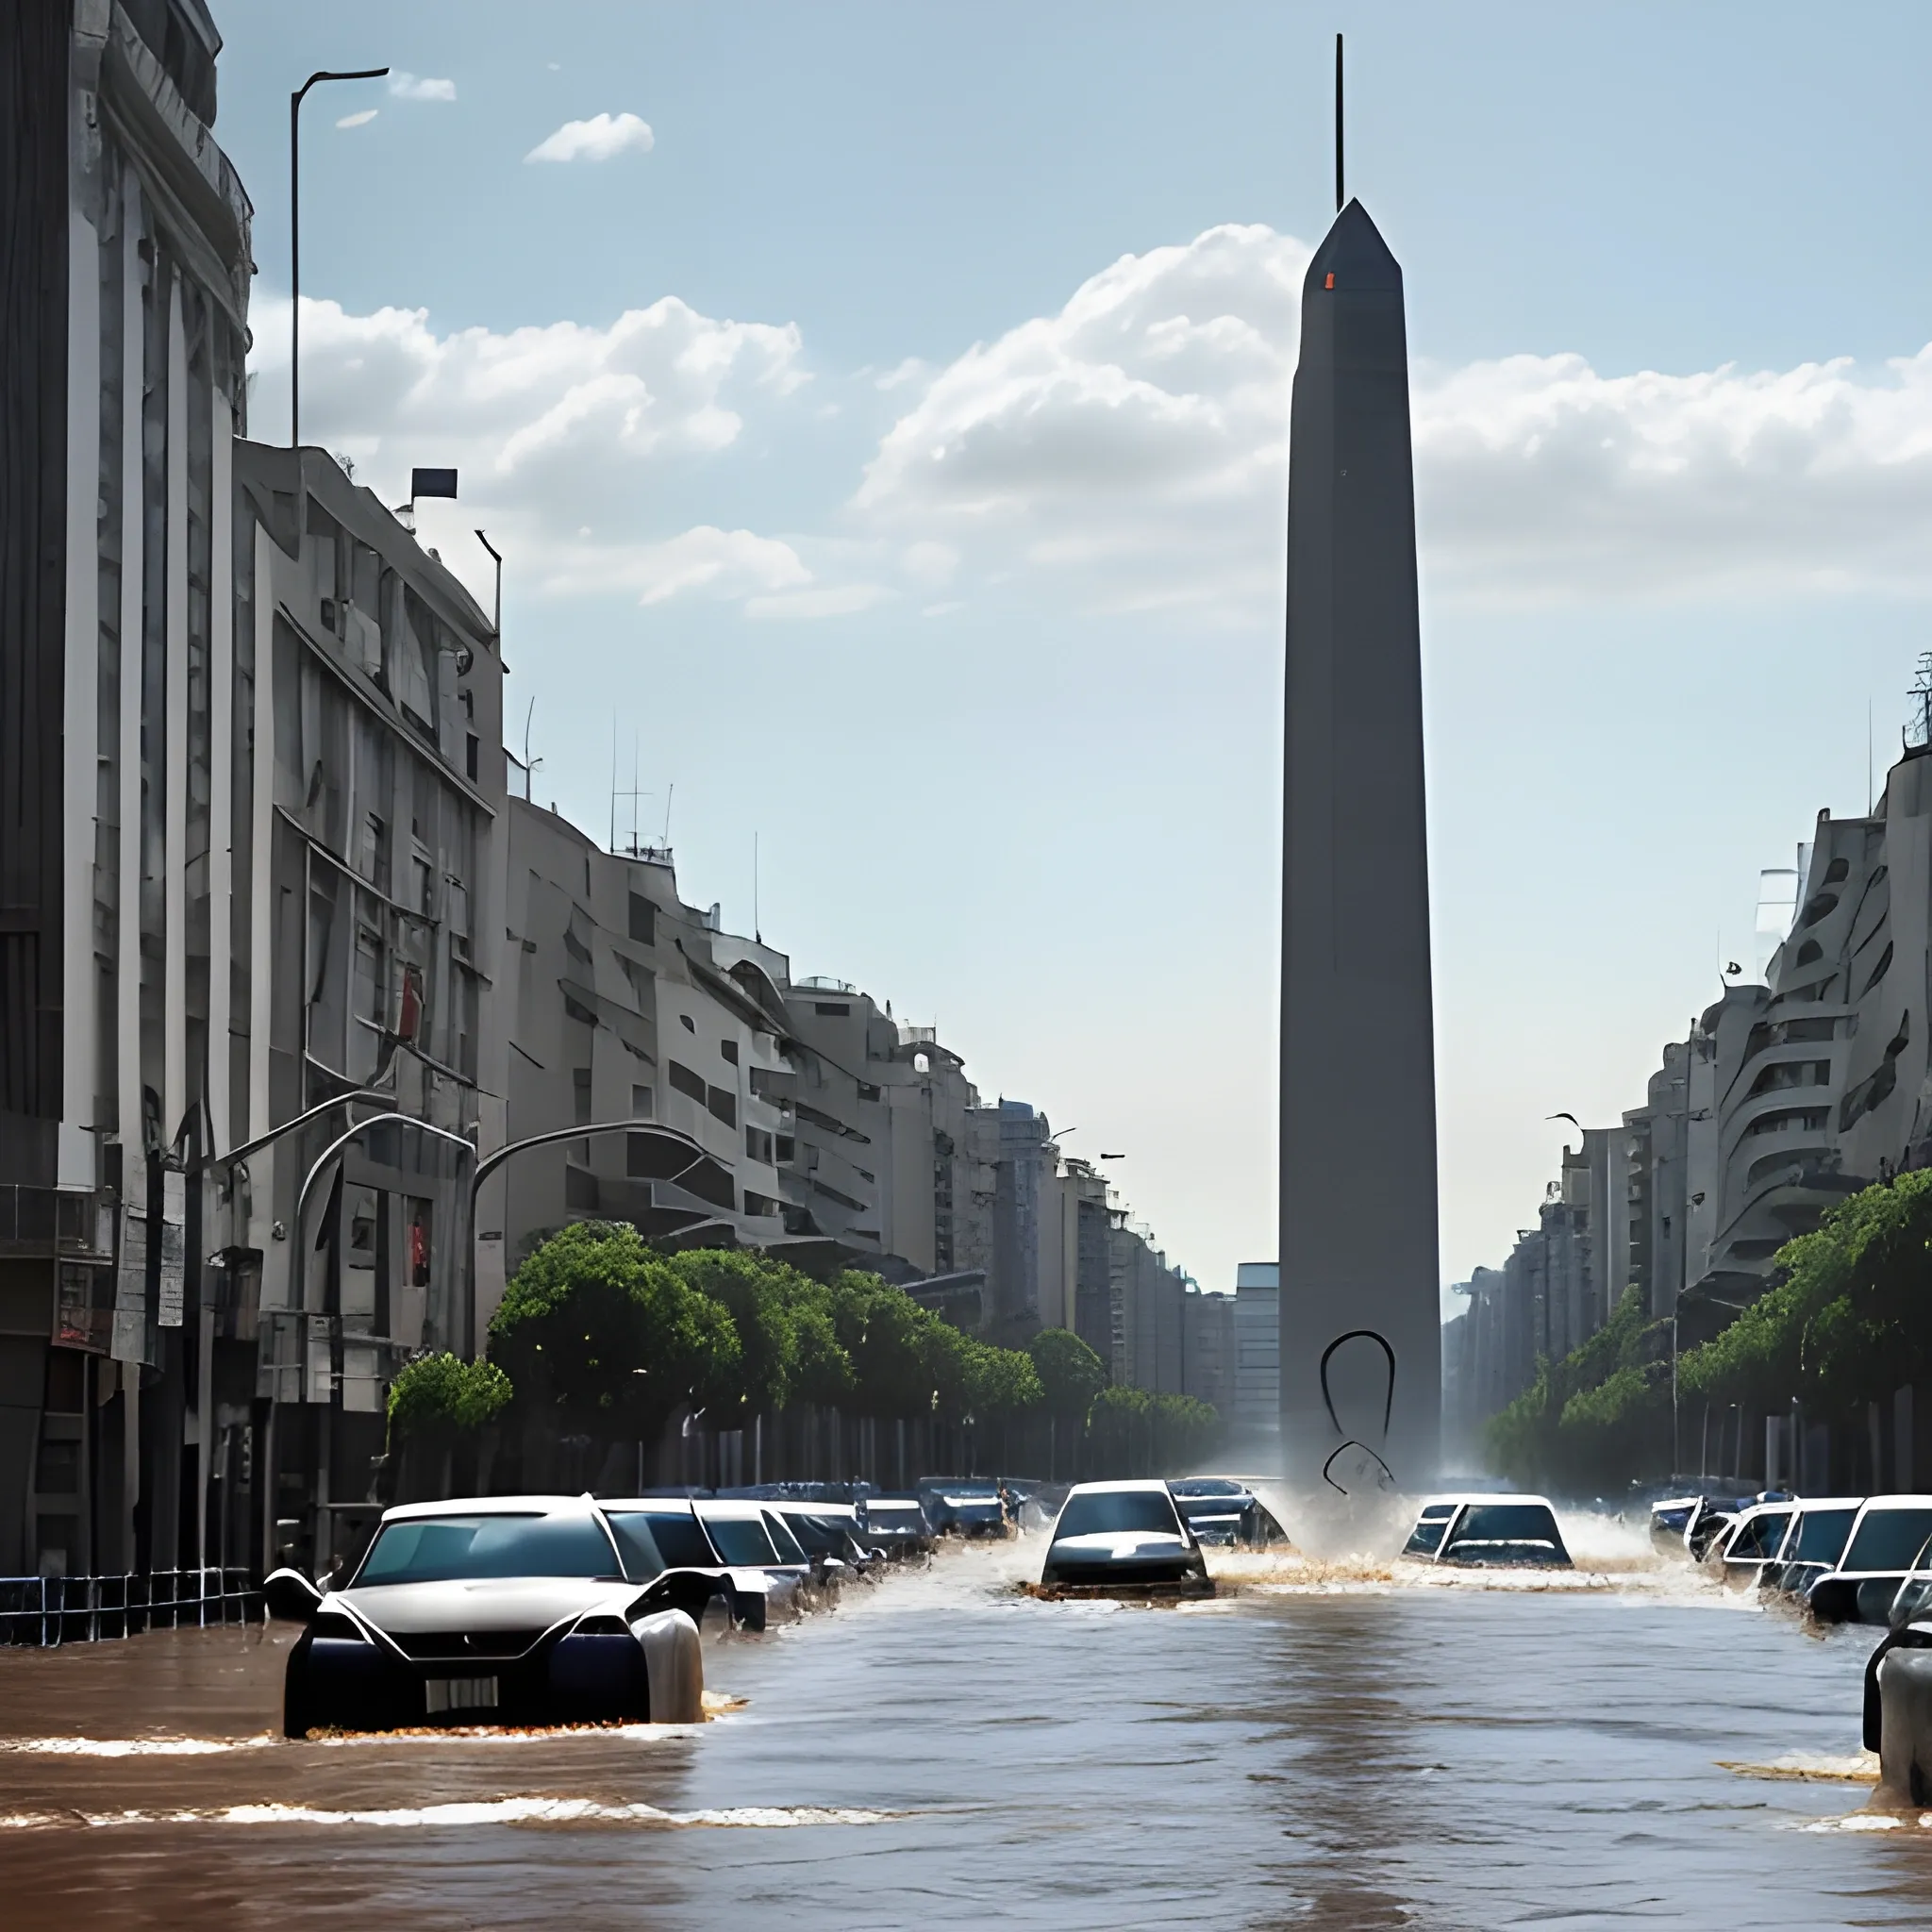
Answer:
[1, 1530, 1929, 1929]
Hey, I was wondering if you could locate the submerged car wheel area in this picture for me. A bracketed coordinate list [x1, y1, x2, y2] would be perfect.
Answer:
[268, 1495, 755, 1737]
[1034, 1479, 1211, 1598]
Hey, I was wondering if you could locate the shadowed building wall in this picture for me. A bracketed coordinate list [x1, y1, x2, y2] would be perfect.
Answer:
[1278, 200, 1440, 1493]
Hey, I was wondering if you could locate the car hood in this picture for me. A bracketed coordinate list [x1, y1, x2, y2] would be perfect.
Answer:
[1050, 1531, 1191, 1562]
[334, 1574, 640, 1635]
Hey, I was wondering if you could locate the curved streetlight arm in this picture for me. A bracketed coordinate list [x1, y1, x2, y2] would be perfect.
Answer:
[291, 66, 389, 446]
[188, 1087, 391, 1177]
[470, 1121, 709, 1216]
[291, 1113, 477, 1326]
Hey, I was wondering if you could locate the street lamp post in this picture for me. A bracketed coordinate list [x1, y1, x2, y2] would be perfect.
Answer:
[291, 66, 389, 446]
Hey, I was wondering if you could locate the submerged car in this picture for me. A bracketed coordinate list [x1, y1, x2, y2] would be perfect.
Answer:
[859, 1494, 934, 1558]
[1169, 1476, 1259, 1546]
[1758, 1497, 1862, 1601]
[1648, 1494, 1704, 1555]
[767, 1500, 883, 1576]
[1708, 1501, 1796, 1590]
[266, 1494, 755, 1737]
[918, 1478, 1010, 1538]
[1037, 1479, 1209, 1591]
[1401, 1494, 1572, 1569]
[602, 1496, 809, 1619]
[1803, 1496, 1932, 1625]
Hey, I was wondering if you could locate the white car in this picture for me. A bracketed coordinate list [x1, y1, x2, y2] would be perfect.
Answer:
[1708, 1500, 1797, 1590]
[601, 1496, 811, 1618]
[1804, 1495, 1932, 1624]
[1400, 1493, 1572, 1569]
[265, 1493, 753, 1737]
[1038, 1479, 1209, 1590]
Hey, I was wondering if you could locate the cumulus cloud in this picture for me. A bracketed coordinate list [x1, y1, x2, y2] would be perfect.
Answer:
[858, 221, 1932, 615]
[389, 73, 457, 103]
[525, 112, 655, 164]
[249, 291, 815, 613]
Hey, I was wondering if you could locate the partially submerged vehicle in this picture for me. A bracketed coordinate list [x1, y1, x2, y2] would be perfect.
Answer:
[1758, 1497, 1861, 1601]
[1648, 1494, 1704, 1555]
[859, 1494, 935, 1558]
[1034, 1480, 1210, 1597]
[917, 1478, 1010, 1539]
[1169, 1476, 1260, 1546]
[1802, 1496, 1932, 1625]
[1400, 1494, 1573, 1569]
[765, 1499, 884, 1579]
[1707, 1501, 1797, 1591]
[266, 1494, 757, 1737]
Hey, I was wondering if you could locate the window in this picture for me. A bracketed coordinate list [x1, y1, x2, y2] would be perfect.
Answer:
[814, 1001, 849, 1017]
[743, 1191, 780, 1218]
[1824, 856, 1850, 884]
[627, 893, 656, 945]
[445, 875, 469, 940]
[1747, 1107, 1830, 1136]
[359, 812, 385, 886]
[668, 1059, 707, 1104]
[465, 733, 479, 782]
[1864, 941, 1894, 996]
[1799, 891, 1840, 928]
[720, 1039, 740, 1065]
[679, 1013, 695, 1033]
[1793, 940, 1822, 967]
[632, 1083, 653, 1119]
[708, 1085, 738, 1128]
[406, 1200, 432, 1288]
[745, 1125, 774, 1163]
[776, 1135, 794, 1163]
[573, 1068, 591, 1124]
[858, 1082, 880, 1102]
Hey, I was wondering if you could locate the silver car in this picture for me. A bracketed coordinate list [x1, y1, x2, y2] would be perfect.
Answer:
[266, 1493, 755, 1737]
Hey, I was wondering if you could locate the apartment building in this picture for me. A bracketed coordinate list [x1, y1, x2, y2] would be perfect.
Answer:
[0, 0, 251, 1579]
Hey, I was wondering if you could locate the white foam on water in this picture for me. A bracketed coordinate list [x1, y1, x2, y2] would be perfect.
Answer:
[0, 1736, 276, 1757]
[0, 1796, 899, 1831]
[1796, 1811, 1929, 1833]
[1722, 1751, 1879, 1785]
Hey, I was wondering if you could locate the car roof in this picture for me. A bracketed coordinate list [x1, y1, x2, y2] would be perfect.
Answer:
[1789, 1497, 1863, 1511]
[770, 1498, 855, 1516]
[1856, 1494, 1932, 1509]
[377, 1493, 592, 1524]
[693, 1498, 778, 1520]
[1416, 1492, 1552, 1512]
[1729, 1500, 1794, 1522]
[1062, 1478, 1175, 1497]
[598, 1496, 698, 1513]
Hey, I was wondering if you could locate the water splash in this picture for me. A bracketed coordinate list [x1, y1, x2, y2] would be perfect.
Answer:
[0, 1796, 901, 1832]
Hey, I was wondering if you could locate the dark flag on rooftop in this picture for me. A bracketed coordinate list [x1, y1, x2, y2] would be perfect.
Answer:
[410, 467, 458, 500]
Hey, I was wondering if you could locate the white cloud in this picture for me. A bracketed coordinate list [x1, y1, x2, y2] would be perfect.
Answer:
[335, 108, 378, 129]
[249, 291, 813, 613]
[389, 73, 457, 103]
[858, 220, 1932, 616]
[525, 112, 655, 164]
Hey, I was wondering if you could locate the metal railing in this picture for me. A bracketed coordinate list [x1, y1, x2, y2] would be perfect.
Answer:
[0, 1569, 263, 1647]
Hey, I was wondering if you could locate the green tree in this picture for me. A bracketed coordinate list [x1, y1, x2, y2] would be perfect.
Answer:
[488, 1223, 741, 1443]
[1681, 1170, 1932, 1414]
[1028, 1327, 1108, 1424]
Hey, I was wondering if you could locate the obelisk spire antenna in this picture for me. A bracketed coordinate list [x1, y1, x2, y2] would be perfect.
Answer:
[1334, 32, 1345, 212]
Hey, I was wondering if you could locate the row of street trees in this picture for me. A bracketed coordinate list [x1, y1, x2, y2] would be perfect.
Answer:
[1487, 1172, 1932, 1494]
[387, 1224, 1220, 1492]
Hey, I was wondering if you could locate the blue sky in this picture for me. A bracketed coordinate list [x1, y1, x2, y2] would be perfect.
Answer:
[211, 2, 1932, 1300]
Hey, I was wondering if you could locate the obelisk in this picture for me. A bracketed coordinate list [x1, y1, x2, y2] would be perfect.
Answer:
[1278, 194, 1441, 1500]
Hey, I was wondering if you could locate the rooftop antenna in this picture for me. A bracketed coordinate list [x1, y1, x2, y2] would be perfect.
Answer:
[662, 781, 675, 850]
[1335, 32, 1344, 212]
[754, 832, 761, 942]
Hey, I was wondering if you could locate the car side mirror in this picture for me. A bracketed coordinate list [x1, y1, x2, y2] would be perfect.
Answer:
[262, 1567, 325, 1622]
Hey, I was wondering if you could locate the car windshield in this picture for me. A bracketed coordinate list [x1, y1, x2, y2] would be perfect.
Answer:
[1054, 1491, 1182, 1540]
[781, 1513, 850, 1557]
[702, 1513, 779, 1565]
[867, 1503, 923, 1526]
[605, 1508, 718, 1573]
[1790, 1507, 1857, 1565]
[1726, 1511, 1790, 1561]
[1448, 1504, 1562, 1548]
[355, 1513, 618, 1586]
[1171, 1479, 1244, 1498]
[762, 1511, 810, 1564]
[1403, 1516, 1451, 1557]
[1844, 1507, 1932, 1574]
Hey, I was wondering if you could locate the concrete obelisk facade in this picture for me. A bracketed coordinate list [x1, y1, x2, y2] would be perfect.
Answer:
[1278, 199, 1440, 1497]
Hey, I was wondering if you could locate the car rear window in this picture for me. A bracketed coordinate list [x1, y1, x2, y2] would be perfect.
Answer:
[356, 1513, 617, 1586]
[1790, 1507, 1857, 1565]
[703, 1513, 779, 1565]
[1844, 1507, 1932, 1574]
[1054, 1491, 1182, 1540]
[1446, 1503, 1563, 1552]
[1725, 1511, 1790, 1562]
[607, 1509, 717, 1572]
[762, 1511, 809, 1564]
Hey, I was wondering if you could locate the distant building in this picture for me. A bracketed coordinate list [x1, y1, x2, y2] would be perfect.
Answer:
[1231, 1262, 1280, 1460]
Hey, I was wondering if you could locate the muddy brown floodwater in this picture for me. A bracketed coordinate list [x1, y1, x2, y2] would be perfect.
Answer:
[1, 1530, 1930, 1929]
